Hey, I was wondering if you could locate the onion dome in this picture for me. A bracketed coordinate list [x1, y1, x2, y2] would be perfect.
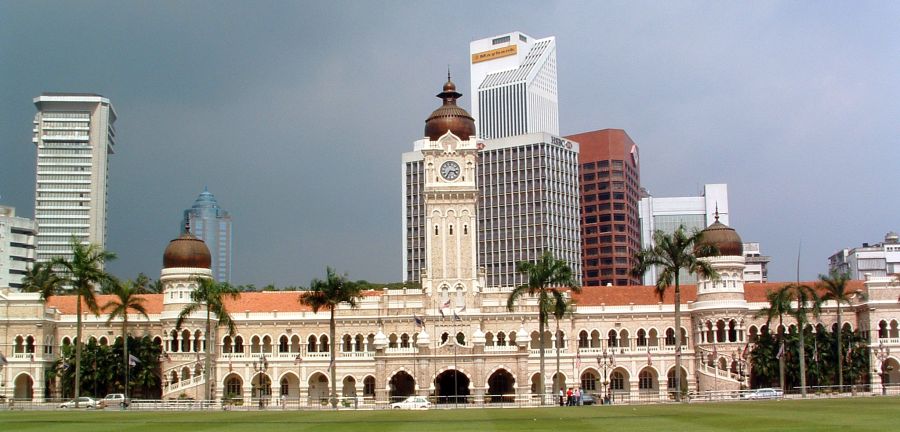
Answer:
[516, 325, 529, 347]
[885, 231, 899, 244]
[697, 212, 743, 257]
[163, 233, 211, 269]
[374, 328, 388, 349]
[424, 74, 476, 140]
[472, 327, 486, 345]
[417, 329, 431, 346]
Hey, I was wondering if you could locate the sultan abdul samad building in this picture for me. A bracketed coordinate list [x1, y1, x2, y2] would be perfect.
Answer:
[1, 80, 899, 404]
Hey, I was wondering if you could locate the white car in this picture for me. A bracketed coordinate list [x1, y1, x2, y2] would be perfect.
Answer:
[59, 397, 106, 409]
[741, 388, 783, 400]
[390, 396, 432, 410]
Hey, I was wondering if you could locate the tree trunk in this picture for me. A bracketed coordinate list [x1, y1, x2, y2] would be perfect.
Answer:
[75, 292, 82, 407]
[555, 317, 561, 397]
[836, 304, 843, 392]
[538, 292, 546, 405]
[123, 316, 129, 402]
[799, 317, 807, 397]
[778, 315, 785, 392]
[330, 307, 337, 409]
[674, 278, 682, 402]
[206, 307, 212, 401]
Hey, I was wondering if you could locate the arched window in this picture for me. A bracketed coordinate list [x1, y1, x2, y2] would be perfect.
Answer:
[456, 332, 466, 345]
[389, 334, 398, 348]
[608, 330, 618, 348]
[637, 329, 647, 346]
[400, 333, 410, 348]
[308, 335, 318, 353]
[578, 330, 589, 348]
[25, 336, 35, 353]
[464, 225, 468, 235]
[181, 330, 191, 352]
[449, 225, 453, 235]
[234, 336, 244, 353]
[610, 371, 625, 390]
[434, 225, 439, 236]
[223, 336, 233, 353]
[728, 320, 738, 342]
[639, 370, 655, 389]
[279, 336, 289, 353]
[320, 335, 329, 352]
[280, 378, 289, 396]
[364, 376, 376, 397]
[665, 328, 676, 346]
[497, 332, 507, 346]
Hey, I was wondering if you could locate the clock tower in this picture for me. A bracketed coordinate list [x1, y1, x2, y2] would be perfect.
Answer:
[419, 77, 483, 312]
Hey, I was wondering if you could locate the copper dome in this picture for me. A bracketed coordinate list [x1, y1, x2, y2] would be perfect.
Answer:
[424, 77, 476, 141]
[163, 233, 211, 269]
[697, 215, 743, 257]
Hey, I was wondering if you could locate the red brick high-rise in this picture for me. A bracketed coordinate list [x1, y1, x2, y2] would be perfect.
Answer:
[565, 129, 642, 286]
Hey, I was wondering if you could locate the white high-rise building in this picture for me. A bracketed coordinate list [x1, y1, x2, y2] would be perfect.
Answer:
[32, 93, 117, 263]
[0, 206, 37, 290]
[638, 184, 729, 285]
[469, 31, 558, 139]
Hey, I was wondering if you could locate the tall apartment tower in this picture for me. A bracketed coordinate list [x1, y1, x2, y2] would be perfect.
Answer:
[0, 206, 37, 290]
[182, 188, 232, 282]
[469, 31, 558, 139]
[32, 93, 117, 263]
[565, 129, 642, 286]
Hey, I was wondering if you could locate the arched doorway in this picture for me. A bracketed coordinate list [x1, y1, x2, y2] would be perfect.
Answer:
[251, 373, 272, 400]
[388, 371, 415, 402]
[342, 376, 357, 398]
[14, 373, 34, 400]
[487, 369, 515, 403]
[222, 373, 243, 401]
[552, 372, 567, 394]
[308, 372, 329, 405]
[435, 369, 470, 404]
[279, 372, 300, 398]
[667, 367, 688, 398]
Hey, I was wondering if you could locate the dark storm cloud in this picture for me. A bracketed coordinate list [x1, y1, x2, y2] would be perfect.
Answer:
[2, 1, 898, 285]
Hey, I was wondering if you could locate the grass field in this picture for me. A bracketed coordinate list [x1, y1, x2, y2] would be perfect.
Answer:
[0, 397, 897, 432]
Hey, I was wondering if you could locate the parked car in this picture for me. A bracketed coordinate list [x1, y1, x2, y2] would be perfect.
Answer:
[390, 396, 432, 410]
[741, 388, 783, 400]
[102, 393, 130, 407]
[581, 394, 598, 405]
[59, 397, 106, 409]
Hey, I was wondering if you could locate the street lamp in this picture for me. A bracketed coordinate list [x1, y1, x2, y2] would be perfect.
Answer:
[732, 350, 747, 389]
[874, 342, 891, 396]
[597, 348, 615, 404]
[253, 355, 269, 407]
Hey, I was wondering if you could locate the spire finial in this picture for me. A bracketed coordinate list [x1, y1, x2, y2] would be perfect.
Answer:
[714, 202, 720, 222]
[447, 65, 451, 82]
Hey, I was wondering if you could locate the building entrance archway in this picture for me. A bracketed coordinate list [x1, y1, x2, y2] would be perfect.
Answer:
[434, 369, 470, 404]
[388, 371, 415, 402]
[487, 369, 515, 403]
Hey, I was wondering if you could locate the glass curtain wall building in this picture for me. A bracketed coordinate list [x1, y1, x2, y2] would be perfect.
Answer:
[182, 188, 232, 282]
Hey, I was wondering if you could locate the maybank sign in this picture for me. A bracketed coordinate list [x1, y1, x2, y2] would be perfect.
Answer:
[471, 45, 517, 64]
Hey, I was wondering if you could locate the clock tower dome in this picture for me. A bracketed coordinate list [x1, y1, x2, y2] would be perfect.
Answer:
[419, 76, 483, 312]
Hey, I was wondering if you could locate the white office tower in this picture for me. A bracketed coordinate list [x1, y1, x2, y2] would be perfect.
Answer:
[469, 31, 558, 139]
[404, 132, 581, 288]
[0, 206, 37, 290]
[638, 184, 729, 285]
[32, 93, 117, 263]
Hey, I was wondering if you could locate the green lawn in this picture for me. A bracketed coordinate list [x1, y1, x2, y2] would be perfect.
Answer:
[0, 397, 897, 432]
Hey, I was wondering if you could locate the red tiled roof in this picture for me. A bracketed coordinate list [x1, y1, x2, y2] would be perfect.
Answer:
[48, 294, 164, 314]
[224, 291, 312, 312]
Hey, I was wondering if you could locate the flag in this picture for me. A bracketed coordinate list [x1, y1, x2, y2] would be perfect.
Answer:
[0, 352, 7, 366]
[128, 354, 140, 367]
[458, 305, 466, 313]
[812, 340, 819, 363]
[442, 299, 451, 309]
[647, 348, 652, 366]
[712, 344, 718, 358]
[414, 315, 424, 327]
[776, 343, 785, 360]
[742, 343, 750, 360]
[327, 357, 335, 372]
[294, 354, 302, 365]
[439, 308, 445, 318]
[610, 352, 616, 366]
[575, 350, 582, 371]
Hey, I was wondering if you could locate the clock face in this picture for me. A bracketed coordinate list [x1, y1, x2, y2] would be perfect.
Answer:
[440, 161, 460, 180]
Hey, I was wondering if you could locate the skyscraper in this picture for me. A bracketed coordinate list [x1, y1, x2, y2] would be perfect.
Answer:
[403, 131, 581, 288]
[0, 206, 37, 290]
[565, 129, 642, 286]
[638, 183, 729, 285]
[32, 93, 117, 264]
[182, 188, 232, 282]
[469, 31, 558, 139]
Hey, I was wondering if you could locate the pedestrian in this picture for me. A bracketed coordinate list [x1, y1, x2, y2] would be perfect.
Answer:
[574, 387, 581, 406]
[559, 388, 565, 406]
[566, 387, 573, 406]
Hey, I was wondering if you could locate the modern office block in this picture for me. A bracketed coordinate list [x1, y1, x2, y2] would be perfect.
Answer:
[565, 129, 642, 286]
[182, 188, 232, 282]
[469, 31, 558, 139]
[829, 232, 900, 280]
[32, 93, 117, 264]
[0, 206, 37, 290]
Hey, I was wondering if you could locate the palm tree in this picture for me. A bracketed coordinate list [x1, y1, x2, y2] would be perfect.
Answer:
[755, 287, 793, 392]
[175, 278, 240, 401]
[631, 226, 718, 402]
[21, 261, 63, 301]
[506, 251, 579, 405]
[103, 280, 149, 402]
[51, 238, 116, 406]
[132, 273, 153, 293]
[818, 269, 865, 392]
[550, 292, 573, 394]
[298, 267, 364, 408]
[782, 283, 821, 397]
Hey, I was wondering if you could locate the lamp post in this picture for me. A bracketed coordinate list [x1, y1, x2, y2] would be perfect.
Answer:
[732, 350, 747, 390]
[253, 354, 269, 408]
[874, 342, 891, 396]
[597, 348, 615, 404]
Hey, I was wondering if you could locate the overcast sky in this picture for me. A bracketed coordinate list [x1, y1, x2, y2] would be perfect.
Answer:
[2, 1, 898, 286]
